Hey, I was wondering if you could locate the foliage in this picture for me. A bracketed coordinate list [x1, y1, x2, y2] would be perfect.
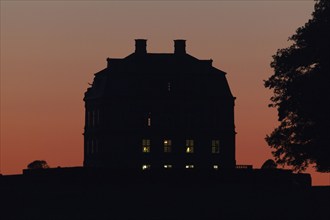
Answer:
[27, 160, 50, 169]
[261, 159, 277, 169]
[264, 0, 330, 172]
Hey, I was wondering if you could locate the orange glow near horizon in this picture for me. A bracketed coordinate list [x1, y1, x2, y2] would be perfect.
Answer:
[1, 1, 329, 185]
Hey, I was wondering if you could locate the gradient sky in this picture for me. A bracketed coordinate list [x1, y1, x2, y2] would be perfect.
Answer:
[1, 1, 329, 185]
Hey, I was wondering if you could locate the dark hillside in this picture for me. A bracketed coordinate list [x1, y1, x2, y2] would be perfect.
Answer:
[1, 168, 327, 220]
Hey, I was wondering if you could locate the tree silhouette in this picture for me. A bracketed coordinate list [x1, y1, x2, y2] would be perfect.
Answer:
[264, 0, 330, 172]
[261, 159, 277, 170]
[27, 160, 50, 169]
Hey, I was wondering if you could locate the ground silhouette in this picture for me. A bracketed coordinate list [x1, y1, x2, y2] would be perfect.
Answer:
[0, 168, 328, 220]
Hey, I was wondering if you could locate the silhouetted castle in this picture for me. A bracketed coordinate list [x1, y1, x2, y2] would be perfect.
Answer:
[83, 39, 236, 171]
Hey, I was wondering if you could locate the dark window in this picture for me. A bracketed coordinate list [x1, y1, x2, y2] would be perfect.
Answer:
[167, 82, 171, 92]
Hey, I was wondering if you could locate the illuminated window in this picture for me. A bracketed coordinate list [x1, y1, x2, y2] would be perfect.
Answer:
[186, 139, 194, 153]
[212, 140, 220, 154]
[164, 164, 172, 169]
[142, 139, 151, 153]
[185, 164, 194, 169]
[142, 164, 151, 170]
[164, 139, 172, 153]
[213, 165, 219, 170]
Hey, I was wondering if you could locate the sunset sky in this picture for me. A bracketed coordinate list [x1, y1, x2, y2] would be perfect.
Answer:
[1, 1, 329, 185]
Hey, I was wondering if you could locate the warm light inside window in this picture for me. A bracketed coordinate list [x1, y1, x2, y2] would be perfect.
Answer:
[143, 146, 150, 153]
[212, 140, 220, 154]
[213, 165, 219, 170]
[164, 139, 172, 153]
[164, 164, 172, 169]
[142, 139, 151, 153]
[186, 139, 194, 153]
[142, 164, 151, 170]
[185, 165, 194, 169]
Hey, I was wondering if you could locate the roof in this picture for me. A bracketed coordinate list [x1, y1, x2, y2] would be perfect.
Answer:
[85, 50, 233, 100]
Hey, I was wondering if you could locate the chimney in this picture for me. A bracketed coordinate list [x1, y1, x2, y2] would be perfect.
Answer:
[135, 39, 147, 54]
[174, 39, 186, 54]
